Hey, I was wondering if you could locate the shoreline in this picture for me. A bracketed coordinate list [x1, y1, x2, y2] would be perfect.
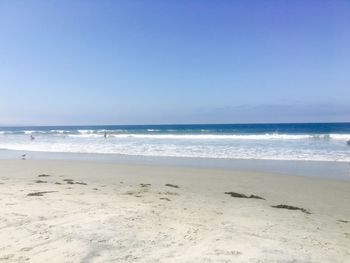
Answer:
[0, 159, 350, 262]
[1, 149, 349, 181]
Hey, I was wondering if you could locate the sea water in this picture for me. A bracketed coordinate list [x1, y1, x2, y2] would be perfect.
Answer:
[0, 123, 349, 162]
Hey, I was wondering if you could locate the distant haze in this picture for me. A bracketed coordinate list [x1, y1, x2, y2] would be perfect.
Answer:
[0, 1, 349, 125]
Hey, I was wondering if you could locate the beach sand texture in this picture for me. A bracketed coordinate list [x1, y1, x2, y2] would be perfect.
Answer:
[0, 160, 349, 262]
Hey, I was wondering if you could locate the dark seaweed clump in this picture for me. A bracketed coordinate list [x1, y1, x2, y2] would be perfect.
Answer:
[74, 182, 88, 185]
[38, 174, 51, 177]
[35, 180, 47, 183]
[165, 184, 179, 188]
[63, 179, 87, 185]
[225, 192, 265, 200]
[272, 204, 311, 214]
[27, 191, 58, 197]
[337, 219, 348, 223]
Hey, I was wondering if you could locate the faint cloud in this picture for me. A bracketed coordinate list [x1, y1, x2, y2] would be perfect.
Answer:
[192, 103, 350, 123]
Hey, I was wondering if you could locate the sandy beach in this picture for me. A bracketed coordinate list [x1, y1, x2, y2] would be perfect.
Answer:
[0, 160, 349, 262]
[2, 0, 350, 261]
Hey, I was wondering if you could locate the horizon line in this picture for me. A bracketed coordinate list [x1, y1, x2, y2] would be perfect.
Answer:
[0, 121, 349, 128]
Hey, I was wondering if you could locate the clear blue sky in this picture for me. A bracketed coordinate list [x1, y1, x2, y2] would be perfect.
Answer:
[0, 0, 349, 125]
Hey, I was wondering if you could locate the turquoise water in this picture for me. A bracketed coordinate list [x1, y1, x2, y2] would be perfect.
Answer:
[0, 123, 349, 162]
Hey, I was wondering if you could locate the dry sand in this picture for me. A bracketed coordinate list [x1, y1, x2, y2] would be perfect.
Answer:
[0, 159, 349, 262]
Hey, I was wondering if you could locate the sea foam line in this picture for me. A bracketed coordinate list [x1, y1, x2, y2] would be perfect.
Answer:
[1, 130, 349, 141]
[66, 133, 350, 140]
[0, 143, 349, 162]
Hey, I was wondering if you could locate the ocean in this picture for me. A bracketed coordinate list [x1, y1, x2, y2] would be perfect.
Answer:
[0, 123, 349, 162]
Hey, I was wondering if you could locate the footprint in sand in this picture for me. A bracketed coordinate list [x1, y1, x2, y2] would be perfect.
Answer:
[20, 247, 33, 252]
[214, 249, 242, 256]
[158, 191, 179, 196]
[0, 254, 14, 260]
[75, 182, 88, 185]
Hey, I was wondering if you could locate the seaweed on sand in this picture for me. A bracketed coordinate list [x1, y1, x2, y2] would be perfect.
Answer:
[225, 192, 265, 200]
[27, 191, 58, 197]
[38, 174, 51, 177]
[165, 184, 179, 188]
[74, 181, 87, 185]
[35, 180, 47, 183]
[337, 219, 348, 223]
[271, 204, 311, 214]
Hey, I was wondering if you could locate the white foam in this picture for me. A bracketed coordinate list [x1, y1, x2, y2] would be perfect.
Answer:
[50, 130, 66, 134]
[0, 131, 17, 135]
[69, 134, 102, 138]
[77, 130, 95, 134]
[0, 141, 349, 162]
[65, 133, 350, 141]
[330, 134, 350, 140]
[1, 131, 349, 162]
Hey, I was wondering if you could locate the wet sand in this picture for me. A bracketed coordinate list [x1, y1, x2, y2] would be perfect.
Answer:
[0, 159, 349, 262]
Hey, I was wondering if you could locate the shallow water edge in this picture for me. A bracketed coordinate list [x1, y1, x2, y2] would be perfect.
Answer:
[0, 149, 349, 181]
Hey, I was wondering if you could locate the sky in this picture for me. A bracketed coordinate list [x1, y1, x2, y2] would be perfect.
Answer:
[0, 0, 349, 125]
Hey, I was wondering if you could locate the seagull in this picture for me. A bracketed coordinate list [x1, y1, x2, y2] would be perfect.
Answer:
[21, 154, 26, 160]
